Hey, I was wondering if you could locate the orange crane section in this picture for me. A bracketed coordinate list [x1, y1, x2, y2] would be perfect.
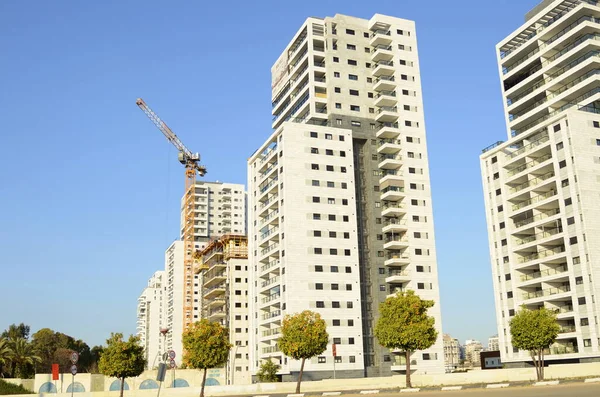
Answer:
[136, 98, 208, 331]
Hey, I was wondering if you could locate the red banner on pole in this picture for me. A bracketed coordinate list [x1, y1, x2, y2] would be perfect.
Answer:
[332, 344, 337, 357]
[52, 364, 59, 380]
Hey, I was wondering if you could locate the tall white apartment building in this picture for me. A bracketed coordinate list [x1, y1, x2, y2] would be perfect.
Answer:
[481, 0, 600, 366]
[136, 270, 166, 369]
[164, 241, 185, 362]
[248, 13, 444, 379]
[442, 334, 460, 372]
[197, 235, 250, 385]
[488, 335, 500, 352]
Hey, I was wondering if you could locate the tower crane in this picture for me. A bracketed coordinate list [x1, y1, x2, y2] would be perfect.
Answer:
[136, 97, 208, 331]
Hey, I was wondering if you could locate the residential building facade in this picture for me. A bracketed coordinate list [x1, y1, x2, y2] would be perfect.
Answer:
[136, 270, 166, 369]
[197, 235, 251, 385]
[248, 13, 444, 379]
[464, 339, 483, 368]
[481, 0, 600, 366]
[442, 334, 460, 372]
[488, 335, 500, 352]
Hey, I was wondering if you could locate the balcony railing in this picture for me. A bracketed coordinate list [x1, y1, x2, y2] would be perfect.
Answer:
[517, 245, 566, 264]
[376, 75, 395, 82]
[559, 324, 577, 333]
[509, 170, 555, 194]
[384, 219, 408, 227]
[514, 227, 563, 246]
[375, 60, 394, 67]
[378, 106, 398, 113]
[382, 202, 405, 210]
[260, 259, 280, 273]
[550, 305, 573, 314]
[381, 170, 403, 177]
[507, 153, 553, 176]
[373, 44, 392, 51]
[380, 154, 402, 161]
[544, 345, 578, 355]
[371, 29, 391, 37]
[261, 275, 280, 288]
[520, 264, 568, 281]
[259, 177, 279, 194]
[388, 270, 410, 277]
[261, 292, 281, 304]
[377, 90, 397, 98]
[260, 210, 279, 225]
[507, 135, 549, 159]
[513, 207, 560, 228]
[260, 243, 279, 256]
[260, 195, 278, 210]
[262, 328, 281, 337]
[377, 122, 399, 130]
[379, 138, 401, 146]
[382, 186, 405, 194]
[262, 344, 280, 354]
[508, 50, 600, 106]
[522, 285, 571, 300]
[262, 310, 282, 320]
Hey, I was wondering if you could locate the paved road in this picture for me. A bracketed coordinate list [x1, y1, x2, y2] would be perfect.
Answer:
[342, 383, 600, 397]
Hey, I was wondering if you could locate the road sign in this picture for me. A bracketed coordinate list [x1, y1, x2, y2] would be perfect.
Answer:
[168, 350, 176, 360]
[70, 352, 79, 364]
[169, 359, 176, 369]
[70, 365, 77, 376]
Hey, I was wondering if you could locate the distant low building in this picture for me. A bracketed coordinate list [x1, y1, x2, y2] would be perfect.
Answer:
[480, 350, 502, 370]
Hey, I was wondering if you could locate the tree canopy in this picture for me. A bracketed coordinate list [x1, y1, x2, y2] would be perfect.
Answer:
[256, 360, 280, 383]
[278, 310, 328, 393]
[374, 290, 438, 388]
[510, 306, 560, 380]
[182, 320, 232, 397]
[98, 333, 145, 397]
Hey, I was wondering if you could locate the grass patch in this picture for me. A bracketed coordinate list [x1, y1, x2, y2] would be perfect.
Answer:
[0, 379, 33, 395]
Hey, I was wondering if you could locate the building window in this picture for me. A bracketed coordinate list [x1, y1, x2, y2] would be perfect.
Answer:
[347, 44, 356, 50]
[332, 301, 340, 308]
[335, 103, 342, 109]
[329, 231, 337, 238]
[313, 196, 320, 203]
[333, 319, 341, 326]
[315, 265, 323, 272]
[349, 74, 358, 80]
[350, 89, 359, 96]
[310, 132, 318, 138]
[328, 214, 336, 221]
[346, 284, 352, 291]
[326, 149, 334, 156]
[331, 265, 339, 272]
[348, 59, 357, 66]
[559, 160, 567, 168]
[579, 297, 587, 305]
[316, 283, 323, 290]
[318, 356, 326, 363]
[584, 339, 592, 347]
[333, 57, 339, 63]
[582, 318, 589, 326]
[316, 301, 325, 308]
[312, 163, 319, 170]
[350, 105, 360, 111]
[349, 356, 355, 363]
[594, 121, 600, 128]
[330, 248, 338, 255]
[312, 180, 320, 186]
[313, 213, 321, 220]
[335, 87, 341, 93]
[326, 165, 334, 171]
[348, 320, 354, 326]
[327, 181, 335, 188]
[314, 248, 322, 254]
[347, 301, 353, 308]
[346, 29, 355, 35]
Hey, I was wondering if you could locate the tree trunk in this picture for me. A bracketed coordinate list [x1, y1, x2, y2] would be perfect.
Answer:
[296, 358, 306, 394]
[539, 349, 544, 381]
[200, 368, 207, 397]
[405, 351, 412, 389]
[120, 377, 125, 397]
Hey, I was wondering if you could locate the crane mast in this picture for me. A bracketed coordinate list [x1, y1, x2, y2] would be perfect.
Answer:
[136, 98, 207, 332]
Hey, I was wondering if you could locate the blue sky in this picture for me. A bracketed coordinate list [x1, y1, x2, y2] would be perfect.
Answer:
[0, 0, 541, 348]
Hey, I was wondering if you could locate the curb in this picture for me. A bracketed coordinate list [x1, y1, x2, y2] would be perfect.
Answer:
[322, 393, 342, 396]
[585, 378, 600, 383]
[287, 394, 304, 397]
[486, 383, 510, 389]
[359, 391, 380, 394]
[441, 386, 462, 391]
[400, 388, 420, 393]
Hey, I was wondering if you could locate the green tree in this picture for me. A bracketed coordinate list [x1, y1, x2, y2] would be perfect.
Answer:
[98, 334, 145, 397]
[374, 290, 438, 389]
[278, 310, 328, 394]
[89, 345, 105, 373]
[182, 320, 232, 397]
[510, 307, 560, 381]
[9, 338, 41, 378]
[256, 360, 280, 383]
[0, 338, 14, 377]
[1, 324, 30, 341]
[31, 329, 93, 373]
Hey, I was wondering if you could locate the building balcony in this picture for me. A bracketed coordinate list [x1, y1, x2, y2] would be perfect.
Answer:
[544, 345, 578, 355]
[384, 237, 409, 250]
[374, 75, 396, 91]
[375, 106, 399, 123]
[382, 218, 408, 233]
[386, 270, 411, 284]
[378, 154, 402, 170]
[203, 272, 226, 288]
[261, 327, 281, 341]
[506, 153, 553, 180]
[371, 44, 394, 62]
[208, 309, 226, 321]
[378, 138, 402, 154]
[376, 122, 400, 139]
[370, 29, 392, 47]
[372, 60, 395, 77]
[505, 135, 550, 164]
[203, 285, 226, 299]
[508, 170, 555, 196]
[385, 254, 410, 267]
[382, 202, 406, 217]
[260, 259, 280, 275]
[521, 285, 571, 302]
[513, 227, 563, 249]
[516, 245, 566, 266]
[510, 190, 558, 214]
[260, 275, 280, 290]
[206, 298, 226, 309]
[261, 310, 282, 321]
[381, 186, 405, 201]
[375, 90, 397, 107]
[379, 170, 403, 189]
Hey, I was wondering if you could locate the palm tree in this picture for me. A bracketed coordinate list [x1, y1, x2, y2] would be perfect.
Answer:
[0, 338, 13, 377]
[9, 338, 40, 378]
